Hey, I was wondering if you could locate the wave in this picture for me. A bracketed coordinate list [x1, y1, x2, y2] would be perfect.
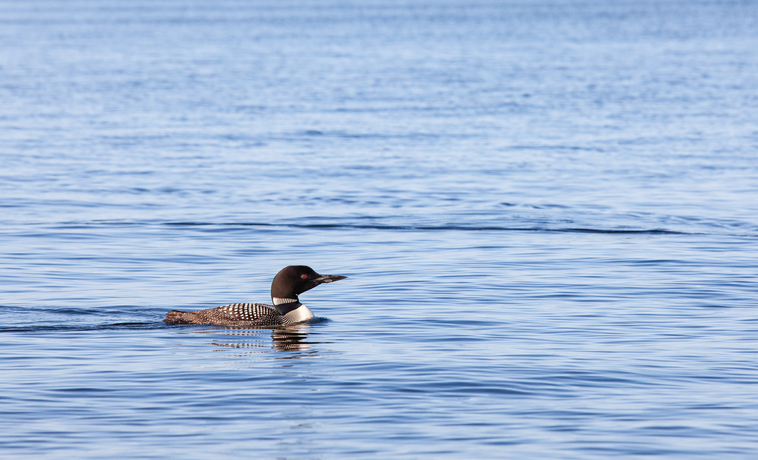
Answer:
[29, 216, 758, 237]
[162, 221, 689, 235]
[0, 322, 165, 333]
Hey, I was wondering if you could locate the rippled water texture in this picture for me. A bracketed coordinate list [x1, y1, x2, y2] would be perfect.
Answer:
[1, 0, 757, 458]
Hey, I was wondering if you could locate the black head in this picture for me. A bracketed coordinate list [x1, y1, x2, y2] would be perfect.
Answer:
[270, 265, 347, 300]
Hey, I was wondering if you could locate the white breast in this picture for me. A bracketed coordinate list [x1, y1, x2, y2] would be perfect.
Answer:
[283, 305, 314, 323]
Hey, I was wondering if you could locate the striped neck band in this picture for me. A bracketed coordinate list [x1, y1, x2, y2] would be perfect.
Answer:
[273, 297, 299, 305]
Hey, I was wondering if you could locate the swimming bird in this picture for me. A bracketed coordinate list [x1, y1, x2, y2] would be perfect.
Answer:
[164, 265, 346, 326]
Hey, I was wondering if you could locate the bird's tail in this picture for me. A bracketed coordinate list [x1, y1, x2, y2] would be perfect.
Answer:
[164, 310, 197, 324]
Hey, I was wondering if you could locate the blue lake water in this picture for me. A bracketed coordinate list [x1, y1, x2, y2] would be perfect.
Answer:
[1, 0, 758, 458]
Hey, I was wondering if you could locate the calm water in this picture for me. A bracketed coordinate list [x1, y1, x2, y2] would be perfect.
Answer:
[2, 0, 758, 458]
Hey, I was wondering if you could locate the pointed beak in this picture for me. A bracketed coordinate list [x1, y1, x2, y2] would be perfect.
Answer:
[299, 273, 347, 294]
[314, 274, 347, 284]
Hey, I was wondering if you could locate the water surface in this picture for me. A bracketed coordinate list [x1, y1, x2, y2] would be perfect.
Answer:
[1, 0, 758, 458]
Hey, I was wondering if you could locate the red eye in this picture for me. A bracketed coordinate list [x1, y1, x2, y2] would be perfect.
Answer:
[301, 274, 308, 279]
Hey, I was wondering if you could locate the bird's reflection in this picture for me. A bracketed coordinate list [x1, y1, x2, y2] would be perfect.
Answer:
[271, 323, 312, 351]
[206, 323, 320, 358]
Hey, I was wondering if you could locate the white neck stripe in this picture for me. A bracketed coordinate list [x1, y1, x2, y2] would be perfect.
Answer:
[273, 297, 299, 305]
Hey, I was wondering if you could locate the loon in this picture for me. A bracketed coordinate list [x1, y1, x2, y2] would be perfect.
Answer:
[164, 265, 346, 327]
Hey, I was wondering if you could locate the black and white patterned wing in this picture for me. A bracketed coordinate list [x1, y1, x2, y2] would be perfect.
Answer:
[198, 302, 284, 326]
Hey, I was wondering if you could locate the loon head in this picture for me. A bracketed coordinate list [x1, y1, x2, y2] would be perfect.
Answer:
[270, 265, 347, 303]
